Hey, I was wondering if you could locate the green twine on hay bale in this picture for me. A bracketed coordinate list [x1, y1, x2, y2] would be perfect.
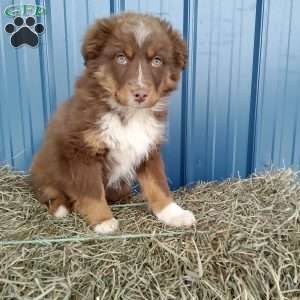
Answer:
[0, 166, 299, 299]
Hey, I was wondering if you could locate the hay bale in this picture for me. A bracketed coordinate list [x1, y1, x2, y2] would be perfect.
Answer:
[0, 166, 299, 299]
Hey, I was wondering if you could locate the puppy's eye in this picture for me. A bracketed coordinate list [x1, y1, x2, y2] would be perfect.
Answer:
[151, 56, 162, 67]
[116, 53, 128, 65]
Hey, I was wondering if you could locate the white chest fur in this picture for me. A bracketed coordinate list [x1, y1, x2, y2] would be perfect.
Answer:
[98, 109, 165, 187]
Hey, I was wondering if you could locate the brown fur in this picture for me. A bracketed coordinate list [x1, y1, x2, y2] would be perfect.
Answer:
[137, 150, 172, 213]
[31, 12, 187, 228]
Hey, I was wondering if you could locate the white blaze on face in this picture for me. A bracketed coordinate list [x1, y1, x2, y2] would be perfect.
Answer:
[137, 62, 144, 87]
[134, 21, 151, 47]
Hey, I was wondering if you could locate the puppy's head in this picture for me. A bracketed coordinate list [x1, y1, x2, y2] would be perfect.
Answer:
[82, 12, 187, 109]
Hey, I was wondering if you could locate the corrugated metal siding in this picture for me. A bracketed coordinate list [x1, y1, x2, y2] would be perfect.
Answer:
[0, 0, 299, 189]
[183, 0, 257, 183]
[254, 0, 300, 172]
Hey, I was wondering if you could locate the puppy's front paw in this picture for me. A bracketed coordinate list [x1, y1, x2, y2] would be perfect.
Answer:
[94, 218, 119, 234]
[156, 202, 196, 227]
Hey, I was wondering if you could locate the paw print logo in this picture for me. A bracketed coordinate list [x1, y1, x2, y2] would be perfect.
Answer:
[5, 16, 45, 48]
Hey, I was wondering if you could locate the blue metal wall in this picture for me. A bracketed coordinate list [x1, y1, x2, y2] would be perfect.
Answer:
[254, 0, 300, 173]
[0, 0, 299, 189]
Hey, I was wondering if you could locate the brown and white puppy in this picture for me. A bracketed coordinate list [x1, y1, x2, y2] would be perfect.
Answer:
[31, 12, 195, 234]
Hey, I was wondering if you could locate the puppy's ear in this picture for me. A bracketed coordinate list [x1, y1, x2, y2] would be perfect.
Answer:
[81, 18, 113, 65]
[159, 19, 188, 70]
[173, 33, 187, 70]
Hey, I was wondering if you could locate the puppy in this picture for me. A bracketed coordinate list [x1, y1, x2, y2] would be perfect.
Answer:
[31, 12, 195, 234]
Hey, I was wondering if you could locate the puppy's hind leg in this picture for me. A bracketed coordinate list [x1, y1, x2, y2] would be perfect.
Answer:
[41, 187, 71, 218]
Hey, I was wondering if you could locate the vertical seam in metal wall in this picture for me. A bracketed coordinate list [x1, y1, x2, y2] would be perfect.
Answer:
[181, 0, 189, 186]
[212, 0, 222, 179]
[232, 0, 244, 177]
[15, 51, 27, 161]
[37, 0, 49, 127]
[291, 98, 299, 166]
[85, 2, 90, 24]
[205, 1, 214, 179]
[270, 1, 283, 165]
[278, 0, 293, 166]
[110, 0, 115, 14]
[290, 8, 299, 164]
[181, 0, 198, 186]
[246, 0, 264, 176]
[63, 0, 71, 97]
[258, 0, 269, 167]
[110, 0, 125, 14]
[0, 9, 7, 163]
[23, 47, 35, 157]
[0, 0, 14, 164]
[225, 0, 237, 177]
[0, 100, 4, 161]
[44, 0, 57, 115]
[120, 0, 125, 11]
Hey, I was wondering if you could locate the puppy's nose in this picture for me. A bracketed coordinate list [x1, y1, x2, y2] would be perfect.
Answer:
[132, 90, 148, 103]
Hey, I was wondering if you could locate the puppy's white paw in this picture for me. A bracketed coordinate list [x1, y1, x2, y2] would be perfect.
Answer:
[53, 205, 69, 218]
[94, 218, 119, 234]
[156, 202, 196, 227]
